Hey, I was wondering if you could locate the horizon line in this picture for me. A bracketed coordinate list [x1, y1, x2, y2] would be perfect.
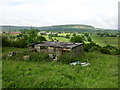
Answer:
[0, 24, 118, 30]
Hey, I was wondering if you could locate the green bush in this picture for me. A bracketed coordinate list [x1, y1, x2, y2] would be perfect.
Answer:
[84, 42, 120, 55]
[88, 46, 100, 52]
[36, 36, 47, 42]
[100, 48, 110, 54]
[2, 36, 10, 47]
[84, 41, 100, 52]
[10, 38, 28, 48]
[70, 36, 84, 43]
[87, 36, 92, 42]
[109, 49, 118, 55]
[72, 33, 76, 37]
[103, 44, 116, 50]
[65, 34, 70, 39]
[102, 45, 119, 55]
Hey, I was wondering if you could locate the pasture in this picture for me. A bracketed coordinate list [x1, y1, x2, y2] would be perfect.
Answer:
[41, 33, 118, 48]
[91, 34, 118, 48]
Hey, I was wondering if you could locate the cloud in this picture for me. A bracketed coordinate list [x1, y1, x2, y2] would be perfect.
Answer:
[0, 0, 119, 29]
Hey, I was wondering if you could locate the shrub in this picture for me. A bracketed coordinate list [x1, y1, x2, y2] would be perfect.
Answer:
[70, 36, 84, 43]
[116, 49, 120, 55]
[10, 38, 28, 48]
[72, 33, 76, 37]
[2, 36, 10, 47]
[65, 34, 70, 39]
[110, 49, 118, 55]
[103, 44, 116, 50]
[88, 46, 100, 52]
[36, 36, 46, 42]
[100, 48, 110, 54]
[87, 37, 92, 42]
[84, 42, 120, 55]
[84, 41, 100, 52]
[84, 33, 89, 37]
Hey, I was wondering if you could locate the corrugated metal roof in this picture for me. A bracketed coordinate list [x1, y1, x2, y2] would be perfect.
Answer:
[31, 41, 83, 49]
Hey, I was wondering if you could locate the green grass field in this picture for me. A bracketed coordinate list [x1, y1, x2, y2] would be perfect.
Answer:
[38, 33, 118, 49]
[43, 33, 118, 48]
[2, 47, 118, 88]
[91, 35, 118, 48]
[41, 35, 70, 42]
[52, 37, 70, 42]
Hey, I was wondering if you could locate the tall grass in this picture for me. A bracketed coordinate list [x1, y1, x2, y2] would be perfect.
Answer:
[57, 52, 85, 64]
[2, 47, 118, 88]
[3, 51, 50, 62]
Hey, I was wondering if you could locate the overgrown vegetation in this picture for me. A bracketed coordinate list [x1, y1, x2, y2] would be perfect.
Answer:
[84, 42, 120, 55]
[2, 47, 118, 88]
[3, 51, 50, 62]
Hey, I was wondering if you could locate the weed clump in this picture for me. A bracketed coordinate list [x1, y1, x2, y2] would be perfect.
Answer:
[4, 51, 50, 62]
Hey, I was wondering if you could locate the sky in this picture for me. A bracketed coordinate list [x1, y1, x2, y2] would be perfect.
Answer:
[0, 0, 119, 29]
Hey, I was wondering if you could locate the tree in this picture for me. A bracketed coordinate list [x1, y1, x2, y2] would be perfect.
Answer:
[15, 37, 28, 48]
[2, 36, 10, 47]
[19, 29, 28, 34]
[9, 35, 28, 48]
[16, 34, 23, 38]
[53, 34, 58, 37]
[84, 33, 89, 37]
[70, 36, 84, 43]
[65, 34, 70, 39]
[36, 36, 46, 42]
[27, 28, 37, 43]
[72, 33, 76, 37]
[100, 48, 110, 54]
[48, 34, 53, 38]
[84, 41, 100, 52]
[82, 35, 86, 41]
[87, 36, 92, 42]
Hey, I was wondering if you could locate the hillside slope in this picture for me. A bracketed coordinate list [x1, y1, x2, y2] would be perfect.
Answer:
[1, 24, 118, 33]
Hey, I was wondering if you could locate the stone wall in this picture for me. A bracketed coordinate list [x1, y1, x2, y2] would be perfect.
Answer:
[72, 45, 84, 56]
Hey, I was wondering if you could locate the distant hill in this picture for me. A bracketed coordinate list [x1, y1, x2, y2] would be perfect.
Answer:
[1, 24, 118, 33]
[1, 25, 39, 32]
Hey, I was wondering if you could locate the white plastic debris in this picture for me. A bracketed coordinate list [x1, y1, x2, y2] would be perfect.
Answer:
[70, 61, 90, 66]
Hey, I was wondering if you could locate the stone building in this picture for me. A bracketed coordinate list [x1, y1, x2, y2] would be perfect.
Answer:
[28, 41, 84, 60]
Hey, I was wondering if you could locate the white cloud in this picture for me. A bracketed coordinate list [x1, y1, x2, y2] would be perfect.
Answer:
[0, 0, 119, 29]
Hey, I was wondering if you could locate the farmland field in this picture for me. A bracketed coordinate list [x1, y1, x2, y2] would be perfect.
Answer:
[52, 37, 69, 42]
[42, 33, 118, 48]
[41, 35, 70, 42]
[91, 34, 118, 48]
[2, 47, 118, 88]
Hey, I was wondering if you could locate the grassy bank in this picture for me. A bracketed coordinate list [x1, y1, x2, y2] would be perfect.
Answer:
[2, 47, 118, 88]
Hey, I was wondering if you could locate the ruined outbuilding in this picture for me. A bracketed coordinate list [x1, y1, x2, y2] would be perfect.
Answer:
[28, 41, 84, 60]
